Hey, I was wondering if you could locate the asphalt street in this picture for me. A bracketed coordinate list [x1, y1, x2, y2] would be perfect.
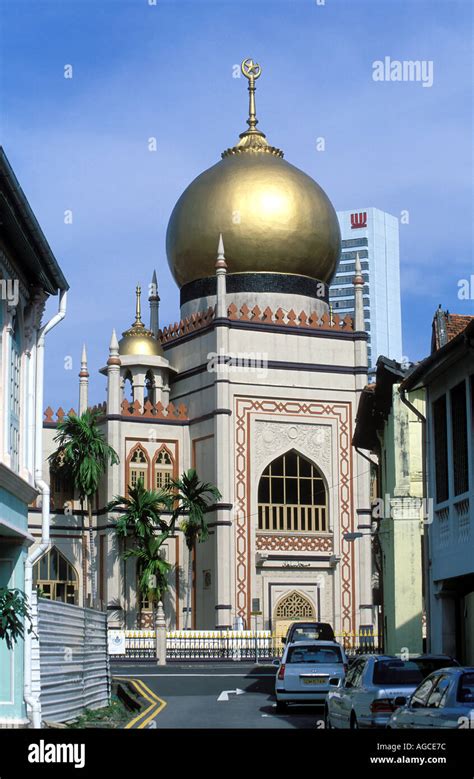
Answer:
[112, 662, 325, 729]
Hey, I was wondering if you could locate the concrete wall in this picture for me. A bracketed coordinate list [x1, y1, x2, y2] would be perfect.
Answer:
[378, 386, 424, 655]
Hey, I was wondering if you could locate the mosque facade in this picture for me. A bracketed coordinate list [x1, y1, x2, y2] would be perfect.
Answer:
[29, 60, 374, 636]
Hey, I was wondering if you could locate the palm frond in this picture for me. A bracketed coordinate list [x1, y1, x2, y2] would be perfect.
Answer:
[49, 410, 119, 500]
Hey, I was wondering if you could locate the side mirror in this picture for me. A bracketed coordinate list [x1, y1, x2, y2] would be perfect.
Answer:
[394, 696, 407, 707]
[273, 659, 280, 667]
[281, 637, 286, 644]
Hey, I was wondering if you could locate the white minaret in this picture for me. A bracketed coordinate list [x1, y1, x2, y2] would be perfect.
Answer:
[78, 344, 89, 414]
[213, 234, 233, 628]
[215, 234, 227, 318]
[106, 329, 122, 415]
[352, 251, 371, 633]
[353, 252, 365, 332]
[149, 269, 160, 337]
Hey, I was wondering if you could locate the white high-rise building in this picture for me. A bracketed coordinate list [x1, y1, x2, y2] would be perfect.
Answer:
[330, 208, 403, 369]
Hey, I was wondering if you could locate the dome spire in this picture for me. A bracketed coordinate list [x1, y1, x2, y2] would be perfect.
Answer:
[222, 58, 283, 158]
[134, 283, 142, 325]
[242, 58, 262, 136]
[118, 283, 163, 357]
[149, 270, 160, 337]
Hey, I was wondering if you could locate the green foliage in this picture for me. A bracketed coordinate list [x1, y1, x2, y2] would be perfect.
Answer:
[69, 697, 130, 729]
[49, 410, 119, 501]
[108, 479, 173, 609]
[106, 479, 170, 540]
[0, 588, 35, 650]
[168, 468, 221, 630]
[169, 468, 221, 549]
[124, 534, 172, 606]
[109, 468, 220, 625]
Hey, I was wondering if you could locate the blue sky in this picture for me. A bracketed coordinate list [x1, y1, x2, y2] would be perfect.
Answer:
[1, 0, 472, 408]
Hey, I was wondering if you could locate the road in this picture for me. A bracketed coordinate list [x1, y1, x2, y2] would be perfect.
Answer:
[111, 662, 325, 729]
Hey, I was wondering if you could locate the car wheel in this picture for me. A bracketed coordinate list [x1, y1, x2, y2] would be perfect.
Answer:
[350, 713, 359, 730]
[324, 707, 332, 729]
[276, 701, 288, 714]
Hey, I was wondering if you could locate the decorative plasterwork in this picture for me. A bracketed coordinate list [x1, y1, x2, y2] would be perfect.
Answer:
[234, 398, 355, 634]
[254, 420, 331, 474]
[256, 534, 333, 552]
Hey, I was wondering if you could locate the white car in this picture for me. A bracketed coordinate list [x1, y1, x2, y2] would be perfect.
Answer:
[274, 640, 348, 712]
[326, 655, 433, 729]
[387, 667, 474, 728]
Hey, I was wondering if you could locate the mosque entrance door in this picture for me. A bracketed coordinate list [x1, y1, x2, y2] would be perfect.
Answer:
[273, 590, 316, 643]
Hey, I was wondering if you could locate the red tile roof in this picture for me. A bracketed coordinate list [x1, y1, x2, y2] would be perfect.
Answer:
[432, 310, 474, 351]
[445, 314, 474, 342]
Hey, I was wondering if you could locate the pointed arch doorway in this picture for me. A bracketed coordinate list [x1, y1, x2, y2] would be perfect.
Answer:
[273, 590, 316, 641]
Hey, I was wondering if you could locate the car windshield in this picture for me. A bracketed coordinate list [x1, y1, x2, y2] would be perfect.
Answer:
[287, 646, 342, 664]
[372, 660, 424, 686]
[292, 626, 334, 641]
[457, 673, 474, 704]
[410, 658, 457, 678]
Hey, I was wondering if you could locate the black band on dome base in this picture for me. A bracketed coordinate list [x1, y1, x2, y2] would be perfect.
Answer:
[180, 272, 329, 308]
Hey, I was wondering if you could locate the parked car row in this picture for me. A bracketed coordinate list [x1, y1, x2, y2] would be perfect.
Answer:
[274, 622, 472, 728]
[325, 654, 460, 729]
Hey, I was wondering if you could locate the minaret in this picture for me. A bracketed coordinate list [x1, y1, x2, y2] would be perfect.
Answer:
[149, 270, 160, 337]
[353, 252, 365, 332]
[215, 234, 227, 318]
[213, 235, 232, 629]
[353, 252, 368, 370]
[352, 255, 371, 635]
[106, 329, 121, 415]
[78, 344, 89, 414]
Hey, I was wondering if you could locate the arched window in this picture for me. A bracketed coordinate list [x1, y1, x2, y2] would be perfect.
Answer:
[153, 446, 173, 491]
[122, 371, 133, 404]
[274, 590, 316, 621]
[128, 446, 149, 490]
[33, 547, 78, 604]
[257, 451, 327, 533]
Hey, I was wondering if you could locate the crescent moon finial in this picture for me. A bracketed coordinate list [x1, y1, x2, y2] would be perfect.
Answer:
[241, 58, 262, 132]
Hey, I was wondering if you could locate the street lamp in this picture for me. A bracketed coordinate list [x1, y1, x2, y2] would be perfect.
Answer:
[343, 532, 365, 542]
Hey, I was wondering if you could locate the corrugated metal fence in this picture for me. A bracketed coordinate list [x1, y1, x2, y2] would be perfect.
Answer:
[38, 598, 110, 723]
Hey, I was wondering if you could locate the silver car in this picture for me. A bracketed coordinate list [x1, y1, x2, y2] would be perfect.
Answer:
[387, 667, 474, 729]
[326, 655, 426, 729]
[274, 640, 347, 712]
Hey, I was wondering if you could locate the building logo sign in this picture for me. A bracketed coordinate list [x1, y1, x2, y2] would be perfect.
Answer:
[108, 630, 126, 655]
[351, 212, 367, 229]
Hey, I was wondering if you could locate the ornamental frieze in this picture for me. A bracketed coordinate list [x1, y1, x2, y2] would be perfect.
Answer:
[256, 534, 334, 552]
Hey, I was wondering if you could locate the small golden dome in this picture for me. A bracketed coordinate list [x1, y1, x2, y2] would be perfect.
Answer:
[166, 59, 341, 288]
[118, 285, 163, 357]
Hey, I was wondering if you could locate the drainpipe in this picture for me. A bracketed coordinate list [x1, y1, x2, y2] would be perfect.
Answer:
[24, 289, 68, 728]
[399, 386, 430, 652]
[355, 446, 384, 650]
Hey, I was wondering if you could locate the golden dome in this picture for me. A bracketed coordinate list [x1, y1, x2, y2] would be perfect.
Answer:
[166, 59, 341, 288]
[118, 285, 163, 357]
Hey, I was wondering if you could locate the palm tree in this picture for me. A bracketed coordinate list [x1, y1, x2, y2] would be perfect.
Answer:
[49, 410, 119, 606]
[107, 478, 171, 624]
[107, 479, 170, 541]
[123, 534, 171, 629]
[168, 469, 221, 630]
